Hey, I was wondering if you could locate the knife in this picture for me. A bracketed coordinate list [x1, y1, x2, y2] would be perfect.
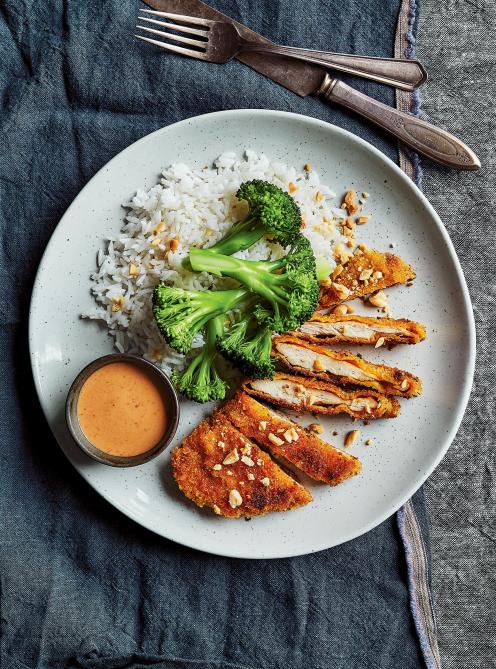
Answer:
[142, 0, 480, 171]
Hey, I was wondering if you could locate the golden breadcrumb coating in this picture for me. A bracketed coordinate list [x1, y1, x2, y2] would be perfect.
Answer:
[295, 314, 426, 347]
[220, 392, 361, 485]
[171, 413, 312, 518]
[319, 247, 416, 308]
[243, 373, 400, 419]
[273, 336, 422, 397]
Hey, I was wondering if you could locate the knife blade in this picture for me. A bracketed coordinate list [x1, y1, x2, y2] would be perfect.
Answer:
[141, 0, 480, 170]
[142, 0, 325, 96]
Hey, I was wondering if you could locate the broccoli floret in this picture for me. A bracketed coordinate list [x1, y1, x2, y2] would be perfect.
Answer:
[171, 315, 227, 403]
[182, 179, 302, 269]
[152, 284, 249, 354]
[217, 314, 275, 379]
[189, 235, 319, 333]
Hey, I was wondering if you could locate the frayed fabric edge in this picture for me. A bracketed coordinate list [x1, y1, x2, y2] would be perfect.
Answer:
[395, 0, 422, 185]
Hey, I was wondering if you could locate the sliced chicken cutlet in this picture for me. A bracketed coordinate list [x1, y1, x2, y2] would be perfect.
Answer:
[319, 247, 416, 308]
[295, 314, 426, 347]
[221, 392, 361, 485]
[171, 414, 311, 518]
[243, 373, 400, 419]
[273, 336, 422, 398]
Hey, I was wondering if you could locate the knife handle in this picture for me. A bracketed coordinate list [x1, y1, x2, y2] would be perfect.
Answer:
[319, 76, 480, 171]
[243, 43, 426, 91]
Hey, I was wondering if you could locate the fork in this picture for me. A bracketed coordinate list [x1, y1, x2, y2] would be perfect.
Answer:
[135, 10, 426, 91]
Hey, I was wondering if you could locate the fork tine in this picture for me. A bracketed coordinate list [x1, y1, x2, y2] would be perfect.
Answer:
[139, 9, 214, 28]
[138, 16, 208, 38]
[135, 34, 207, 59]
[136, 25, 206, 49]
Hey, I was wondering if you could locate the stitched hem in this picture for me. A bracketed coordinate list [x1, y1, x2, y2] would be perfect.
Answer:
[398, 502, 442, 669]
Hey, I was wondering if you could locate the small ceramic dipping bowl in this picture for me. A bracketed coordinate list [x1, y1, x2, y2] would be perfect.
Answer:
[66, 353, 179, 467]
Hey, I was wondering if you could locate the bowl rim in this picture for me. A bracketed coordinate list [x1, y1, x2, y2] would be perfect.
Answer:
[65, 353, 180, 467]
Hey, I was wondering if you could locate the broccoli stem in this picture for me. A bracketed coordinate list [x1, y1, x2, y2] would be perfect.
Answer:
[181, 215, 262, 270]
[189, 249, 287, 307]
[205, 312, 225, 348]
[206, 215, 261, 256]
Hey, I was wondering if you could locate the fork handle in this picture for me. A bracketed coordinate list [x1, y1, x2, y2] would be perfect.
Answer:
[319, 76, 480, 170]
[241, 42, 426, 91]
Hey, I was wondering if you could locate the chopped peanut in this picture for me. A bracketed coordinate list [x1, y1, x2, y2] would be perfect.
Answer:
[229, 489, 243, 508]
[308, 423, 324, 434]
[223, 449, 239, 465]
[344, 429, 361, 448]
[343, 190, 359, 214]
[368, 290, 389, 309]
[313, 358, 325, 372]
[332, 304, 348, 316]
[268, 433, 284, 446]
[332, 282, 351, 300]
[152, 221, 165, 235]
[111, 296, 125, 312]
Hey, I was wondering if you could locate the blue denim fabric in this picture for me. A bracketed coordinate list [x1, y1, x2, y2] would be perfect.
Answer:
[0, 1, 429, 667]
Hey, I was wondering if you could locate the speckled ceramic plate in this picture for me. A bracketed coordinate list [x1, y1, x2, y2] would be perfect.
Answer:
[29, 110, 475, 559]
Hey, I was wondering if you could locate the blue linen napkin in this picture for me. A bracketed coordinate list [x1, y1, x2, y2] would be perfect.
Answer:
[0, 1, 436, 667]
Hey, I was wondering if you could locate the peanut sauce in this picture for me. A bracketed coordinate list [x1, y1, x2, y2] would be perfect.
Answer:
[77, 361, 168, 457]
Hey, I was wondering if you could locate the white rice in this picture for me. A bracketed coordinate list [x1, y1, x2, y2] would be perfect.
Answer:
[83, 150, 346, 374]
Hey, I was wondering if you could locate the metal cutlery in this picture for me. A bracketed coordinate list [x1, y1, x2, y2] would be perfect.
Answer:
[136, 9, 427, 91]
[137, 0, 480, 170]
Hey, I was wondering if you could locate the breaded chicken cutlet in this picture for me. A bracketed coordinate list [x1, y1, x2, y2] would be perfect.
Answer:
[171, 413, 312, 518]
[295, 314, 426, 348]
[273, 336, 422, 397]
[220, 392, 361, 485]
[243, 373, 400, 419]
[319, 248, 416, 308]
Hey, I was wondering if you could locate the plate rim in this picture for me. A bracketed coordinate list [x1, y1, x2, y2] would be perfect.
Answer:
[28, 108, 476, 559]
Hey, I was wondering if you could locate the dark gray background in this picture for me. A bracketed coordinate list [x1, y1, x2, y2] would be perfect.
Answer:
[417, 0, 495, 667]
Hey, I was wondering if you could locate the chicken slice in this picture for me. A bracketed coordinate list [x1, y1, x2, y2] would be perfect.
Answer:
[220, 392, 361, 486]
[243, 373, 400, 419]
[319, 247, 416, 308]
[295, 314, 426, 347]
[273, 336, 422, 397]
[171, 413, 312, 518]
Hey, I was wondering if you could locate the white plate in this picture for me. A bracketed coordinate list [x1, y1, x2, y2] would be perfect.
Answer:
[29, 110, 475, 559]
